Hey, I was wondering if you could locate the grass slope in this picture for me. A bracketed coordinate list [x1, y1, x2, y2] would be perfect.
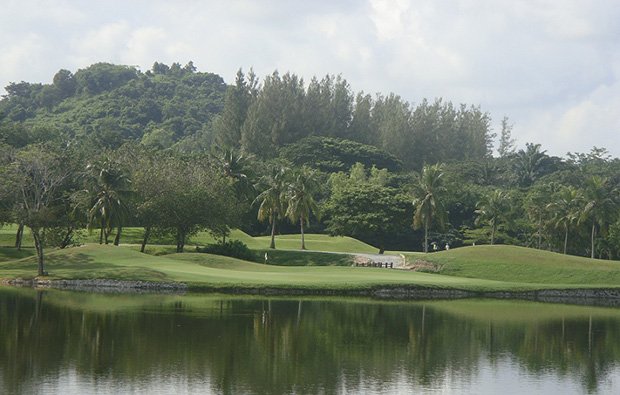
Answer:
[412, 245, 620, 286]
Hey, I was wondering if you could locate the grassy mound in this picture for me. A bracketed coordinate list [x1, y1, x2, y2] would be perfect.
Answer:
[409, 245, 620, 286]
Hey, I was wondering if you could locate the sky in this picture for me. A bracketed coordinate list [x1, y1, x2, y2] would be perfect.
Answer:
[1, 0, 619, 158]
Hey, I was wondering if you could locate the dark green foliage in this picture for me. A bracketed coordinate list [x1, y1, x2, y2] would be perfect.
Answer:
[197, 240, 258, 262]
[0, 61, 226, 152]
[280, 136, 402, 173]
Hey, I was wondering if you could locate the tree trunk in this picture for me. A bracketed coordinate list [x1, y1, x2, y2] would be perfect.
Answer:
[99, 217, 104, 244]
[424, 220, 429, 253]
[114, 225, 121, 246]
[563, 226, 569, 254]
[140, 226, 151, 253]
[176, 231, 186, 253]
[15, 224, 24, 250]
[591, 221, 596, 259]
[269, 212, 276, 249]
[300, 216, 305, 250]
[379, 229, 385, 254]
[537, 213, 542, 249]
[61, 227, 73, 249]
[491, 222, 496, 245]
[32, 229, 45, 277]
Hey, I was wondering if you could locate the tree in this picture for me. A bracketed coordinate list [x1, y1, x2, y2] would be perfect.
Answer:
[214, 68, 258, 149]
[285, 166, 322, 250]
[524, 183, 554, 250]
[155, 157, 234, 253]
[547, 186, 583, 254]
[325, 182, 409, 254]
[210, 145, 255, 243]
[511, 143, 549, 187]
[583, 176, 618, 259]
[86, 157, 133, 245]
[497, 116, 516, 157]
[5, 145, 71, 276]
[412, 164, 448, 253]
[254, 163, 290, 249]
[475, 189, 511, 245]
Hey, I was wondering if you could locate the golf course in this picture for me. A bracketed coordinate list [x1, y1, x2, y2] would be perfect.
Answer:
[1, 227, 618, 298]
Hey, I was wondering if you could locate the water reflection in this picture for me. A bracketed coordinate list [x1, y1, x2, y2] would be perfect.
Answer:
[0, 287, 618, 394]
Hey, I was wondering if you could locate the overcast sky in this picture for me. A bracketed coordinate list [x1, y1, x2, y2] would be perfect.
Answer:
[2, 0, 618, 158]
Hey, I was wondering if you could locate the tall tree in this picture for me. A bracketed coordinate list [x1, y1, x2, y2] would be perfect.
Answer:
[285, 166, 321, 250]
[5, 145, 71, 276]
[412, 164, 448, 253]
[475, 189, 511, 245]
[511, 143, 549, 187]
[524, 183, 553, 250]
[547, 186, 583, 254]
[214, 68, 258, 149]
[583, 176, 618, 259]
[86, 157, 133, 245]
[497, 116, 516, 157]
[254, 163, 290, 249]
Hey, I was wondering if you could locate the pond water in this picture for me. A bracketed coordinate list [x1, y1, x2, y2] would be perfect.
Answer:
[0, 287, 618, 395]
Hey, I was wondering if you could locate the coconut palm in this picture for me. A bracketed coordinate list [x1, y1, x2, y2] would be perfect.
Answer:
[285, 166, 322, 250]
[253, 163, 290, 249]
[475, 189, 510, 245]
[412, 164, 448, 253]
[583, 176, 618, 259]
[87, 158, 133, 245]
[547, 186, 583, 254]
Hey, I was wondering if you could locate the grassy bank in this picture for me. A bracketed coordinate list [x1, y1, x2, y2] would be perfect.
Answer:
[412, 245, 620, 285]
[1, 243, 618, 294]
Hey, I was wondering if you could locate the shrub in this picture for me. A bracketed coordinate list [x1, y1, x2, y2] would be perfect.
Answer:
[196, 240, 258, 262]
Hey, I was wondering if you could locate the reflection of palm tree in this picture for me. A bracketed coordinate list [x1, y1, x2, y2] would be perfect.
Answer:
[286, 166, 321, 250]
[412, 164, 448, 253]
[475, 189, 510, 245]
[254, 163, 289, 249]
[583, 176, 618, 259]
[547, 186, 583, 254]
[87, 159, 133, 245]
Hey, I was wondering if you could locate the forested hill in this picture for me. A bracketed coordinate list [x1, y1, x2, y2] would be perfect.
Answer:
[1, 61, 493, 171]
[0, 62, 226, 153]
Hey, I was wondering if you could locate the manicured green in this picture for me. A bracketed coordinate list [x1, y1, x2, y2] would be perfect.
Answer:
[408, 244, 620, 286]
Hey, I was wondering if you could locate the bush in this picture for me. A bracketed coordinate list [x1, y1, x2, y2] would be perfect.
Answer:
[196, 240, 258, 262]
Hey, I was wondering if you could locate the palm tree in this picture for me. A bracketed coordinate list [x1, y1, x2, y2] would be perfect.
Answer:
[253, 163, 289, 249]
[475, 189, 510, 245]
[87, 158, 133, 245]
[285, 166, 321, 250]
[211, 146, 256, 243]
[512, 143, 548, 187]
[412, 164, 448, 253]
[583, 176, 618, 259]
[547, 186, 583, 254]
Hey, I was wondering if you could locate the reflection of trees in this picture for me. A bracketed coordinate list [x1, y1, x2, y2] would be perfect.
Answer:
[0, 288, 618, 394]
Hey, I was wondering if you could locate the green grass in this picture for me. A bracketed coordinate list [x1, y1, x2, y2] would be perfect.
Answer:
[409, 244, 620, 286]
[1, 244, 618, 293]
[253, 249, 354, 266]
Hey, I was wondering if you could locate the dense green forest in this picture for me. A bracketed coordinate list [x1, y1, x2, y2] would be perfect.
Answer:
[1, 61, 619, 275]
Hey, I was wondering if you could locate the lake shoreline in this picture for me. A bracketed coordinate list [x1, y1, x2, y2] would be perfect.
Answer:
[2, 278, 619, 306]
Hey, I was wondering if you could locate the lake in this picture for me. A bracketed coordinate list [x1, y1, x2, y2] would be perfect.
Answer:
[0, 286, 618, 394]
